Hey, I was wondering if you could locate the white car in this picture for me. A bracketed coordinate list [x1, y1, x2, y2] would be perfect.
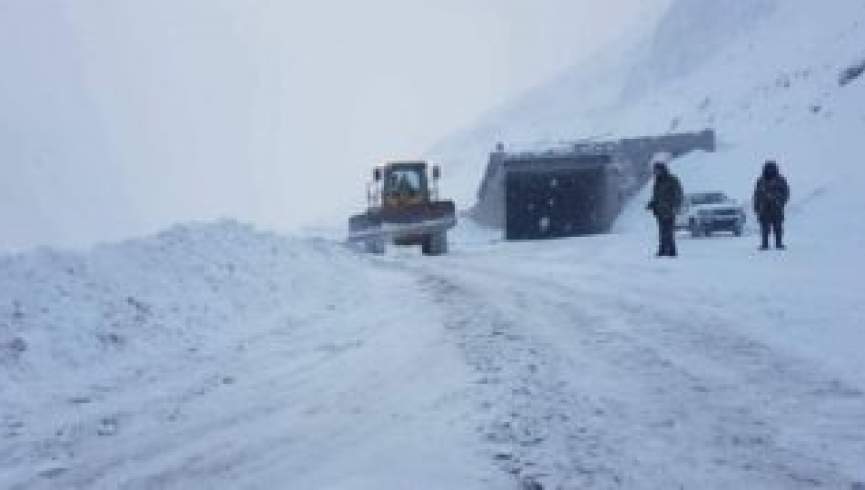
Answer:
[676, 191, 746, 237]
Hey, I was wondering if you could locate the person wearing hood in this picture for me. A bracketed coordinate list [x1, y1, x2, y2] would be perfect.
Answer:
[647, 161, 684, 257]
[753, 160, 790, 250]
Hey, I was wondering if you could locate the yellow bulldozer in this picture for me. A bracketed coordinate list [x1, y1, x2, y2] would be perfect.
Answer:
[348, 161, 456, 255]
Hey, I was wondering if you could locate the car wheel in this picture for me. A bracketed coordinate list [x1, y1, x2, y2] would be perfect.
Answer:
[689, 220, 701, 238]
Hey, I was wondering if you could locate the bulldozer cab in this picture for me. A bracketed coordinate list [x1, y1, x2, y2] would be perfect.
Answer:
[380, 162, 430, 207]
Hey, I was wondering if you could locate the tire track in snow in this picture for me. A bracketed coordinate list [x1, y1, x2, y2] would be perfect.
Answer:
[416, 271, 634, 489]
[415, 258, 865, 489]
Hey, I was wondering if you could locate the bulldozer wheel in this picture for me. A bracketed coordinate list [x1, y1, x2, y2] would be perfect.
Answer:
[365, 238, 386, 255]
[422, 232, 448, 256]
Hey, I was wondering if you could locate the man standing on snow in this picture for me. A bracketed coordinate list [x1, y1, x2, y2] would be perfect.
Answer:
[647, 161, 684, 257]
[753, 160, 790, 250]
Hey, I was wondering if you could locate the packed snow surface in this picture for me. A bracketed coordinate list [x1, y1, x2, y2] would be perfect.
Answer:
[2, 213, 864, 489]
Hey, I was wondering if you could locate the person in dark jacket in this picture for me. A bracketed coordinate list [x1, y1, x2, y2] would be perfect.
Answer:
[647, 161, 684, 257]
[753, 160, 790, 250]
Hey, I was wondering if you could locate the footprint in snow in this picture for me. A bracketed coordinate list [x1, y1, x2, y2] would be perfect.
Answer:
[3, 418, 24, 437]
[38, 467, 68, 479]
[97, 417, 119, 436]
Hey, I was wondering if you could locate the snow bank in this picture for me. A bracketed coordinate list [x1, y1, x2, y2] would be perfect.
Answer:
[0, 220, 363, 406]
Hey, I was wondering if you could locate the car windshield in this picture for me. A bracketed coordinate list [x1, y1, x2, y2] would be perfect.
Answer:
[689, 192, 727, 205]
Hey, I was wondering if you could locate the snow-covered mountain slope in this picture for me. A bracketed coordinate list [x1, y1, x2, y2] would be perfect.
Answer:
[614, 0, 865, 250]
[431, 0, 865, 247]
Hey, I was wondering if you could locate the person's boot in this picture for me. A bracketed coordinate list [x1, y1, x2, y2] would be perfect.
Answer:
[760, 224, 770, 250]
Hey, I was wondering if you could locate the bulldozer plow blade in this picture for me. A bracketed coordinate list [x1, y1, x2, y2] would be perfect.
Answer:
[348, 202, 456, 244]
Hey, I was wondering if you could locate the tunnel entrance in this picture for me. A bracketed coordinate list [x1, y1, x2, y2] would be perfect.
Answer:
[471, 129, 716, 236]
[504, 154, 619, 240]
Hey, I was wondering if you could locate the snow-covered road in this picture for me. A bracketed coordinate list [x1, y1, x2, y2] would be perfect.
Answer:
[2, 220, 865, 489]
[410, 229, 865, 488]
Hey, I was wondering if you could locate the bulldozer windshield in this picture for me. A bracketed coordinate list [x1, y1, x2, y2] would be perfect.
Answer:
[385, 169, 423, 197]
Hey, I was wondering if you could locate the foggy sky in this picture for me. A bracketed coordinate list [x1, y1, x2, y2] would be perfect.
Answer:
[0, 0, 670, 251]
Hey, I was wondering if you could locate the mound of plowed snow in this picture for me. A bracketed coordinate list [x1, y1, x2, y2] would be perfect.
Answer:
[0, 220, 364, 403]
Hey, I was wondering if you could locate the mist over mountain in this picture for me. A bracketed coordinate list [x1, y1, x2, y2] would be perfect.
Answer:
[0, 1, 668, 252]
